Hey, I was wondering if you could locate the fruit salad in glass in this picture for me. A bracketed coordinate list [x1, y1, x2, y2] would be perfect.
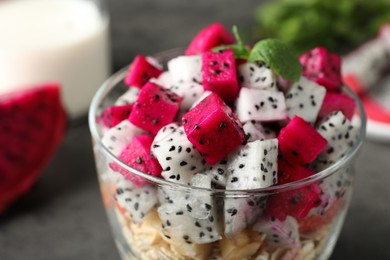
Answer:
[89, 23, 366, 260]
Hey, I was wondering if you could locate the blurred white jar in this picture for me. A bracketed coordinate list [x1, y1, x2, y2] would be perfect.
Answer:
[0, 0, 111, 117]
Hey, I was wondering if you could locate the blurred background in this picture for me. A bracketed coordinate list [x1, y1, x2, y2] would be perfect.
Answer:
[0, 0, 390, 259]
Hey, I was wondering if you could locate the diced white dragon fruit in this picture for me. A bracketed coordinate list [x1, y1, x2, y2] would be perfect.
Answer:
[243, 121, 277, 142]
[158, 174, 222, 244]
[224, 139, 278, 236]
[101, 120, 145, 156]
[237, 62, 277, 91]
[191, 91, 212, 109]
[152, 124, 207, 185]
[202, 158, 229, 187]
[150, 71, 173, 88]
[235, 88, 287, 122]
[310, 111, 358, 214]
[253, 216, 300, 250]
[115, 87, 140, 106]
[314, 111, 359, 171]
[285, 76, 326, 123]
[169, 82, 204, 111]
[168, 55, 202, 84]
[115, 178, 158, 224]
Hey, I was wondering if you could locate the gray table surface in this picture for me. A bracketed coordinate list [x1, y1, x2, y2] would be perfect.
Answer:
[1, 0, 390, 259]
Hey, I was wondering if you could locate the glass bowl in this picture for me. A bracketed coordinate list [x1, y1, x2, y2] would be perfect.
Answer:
[89, 49, 366, 260]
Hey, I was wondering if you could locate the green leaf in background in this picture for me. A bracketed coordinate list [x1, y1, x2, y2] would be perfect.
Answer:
[213, 26, 250, 59]
[248, 39, 302, 82]
[253, 0, 390, 54]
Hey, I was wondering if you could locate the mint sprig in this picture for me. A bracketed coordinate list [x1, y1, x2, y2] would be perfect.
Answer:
[248, 39, 302, 82]
[213, 26, 250, 59]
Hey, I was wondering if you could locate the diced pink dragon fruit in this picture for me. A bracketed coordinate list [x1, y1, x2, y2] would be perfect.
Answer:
[152, 124, 207, 185]
[110, 134, 162, 186]
[299, 47, 342, 91]
[243, 121, 277, 142]
[115, 178, 158, 224]
[237, 62, 277, 91]
[129, 82, 182, 135]
[253, 216, 300, 250]
[202, 49, 240, 103]
[235, 88, 287, 122]
[168, 82, 204, 111]
[185, 23, 235, 55]
[318, 92, 356, 121]
[101, 120, 145, 156]
[224, 139, 278, 236]
[158, 174, 222, 244]
[114, 87, 140, 106]
[168, 55, 202, 84]
[285, 76, 326, 124]
[124, 55, 163, 88]
[182, 93, 245, 165]
[100, 104, 133, 128]
[313, 111, 359, 171]
[278, 116, 327, 166]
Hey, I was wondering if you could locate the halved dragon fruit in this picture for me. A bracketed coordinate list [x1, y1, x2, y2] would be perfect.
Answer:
[224, 139, 278, 236]
[168, 55, 202, 84]
[0, 83, 66, 212]
[110, 135, 162, 186]
[100, 104, 133, 128]
[182, 93, 245, 165]
[242, 121, 277, 142]
[185, 23, 235, 55]
[124, 55, 163, 88]
[115, 178, 158, 224]
[237, 62, 277, 91]
[202, 49, 239, 103]
[129, 82, 182, 135]
[101, 120, 145, 156]
[278, 116, 327, 166]
[152, 124, 207, 185]
[318, 92, 356, 121]
[299, 47, 342, 91]
[285, 76, 326, 124]
[235, 88, 287, 122]
[253, 216, 300, 250]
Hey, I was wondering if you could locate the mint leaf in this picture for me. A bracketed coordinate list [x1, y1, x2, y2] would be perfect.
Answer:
[212, 25, 250, 59]
[248, 39, 302, 82]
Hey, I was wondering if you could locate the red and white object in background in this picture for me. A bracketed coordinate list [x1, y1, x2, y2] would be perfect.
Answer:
[342, 23, 390, 141]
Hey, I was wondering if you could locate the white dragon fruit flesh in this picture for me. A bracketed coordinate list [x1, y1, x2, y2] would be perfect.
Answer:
[168, 55, 202, 84]
[168, 82, 204, 111]
[243, 121, 277, 142]
[224, 139, 278, 236]
[285, 76, 326, 124]
[235, 88, 286, 122]
[237, 62, 277, 91]
[253, 216, 300, 250]
[202, 158, 229, 187]
[114, 87, 140, 106]
[115, 178, 158, 224]
[101, 120, 145, 156]
[152, 124, 207, 185]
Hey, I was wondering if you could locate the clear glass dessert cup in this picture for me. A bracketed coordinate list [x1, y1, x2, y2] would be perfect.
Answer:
[89, 49, 366, 260]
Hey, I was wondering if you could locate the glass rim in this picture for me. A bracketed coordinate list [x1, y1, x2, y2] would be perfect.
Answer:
[89, 49, 367, 194]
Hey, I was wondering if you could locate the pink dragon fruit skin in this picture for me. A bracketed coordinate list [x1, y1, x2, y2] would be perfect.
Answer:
[278, 116, 327, 166]
[124, 55, 163, 88]
[185, 23, 235, 55]
[182, 93, 245, 165]
[129, 82, 182, 135]
[110, 134, 162, 186]
[100, 104, 133, 128]
[299, 47, 342, 91]
[318, 92, 356, 121]
[202, 49, 240, 104]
